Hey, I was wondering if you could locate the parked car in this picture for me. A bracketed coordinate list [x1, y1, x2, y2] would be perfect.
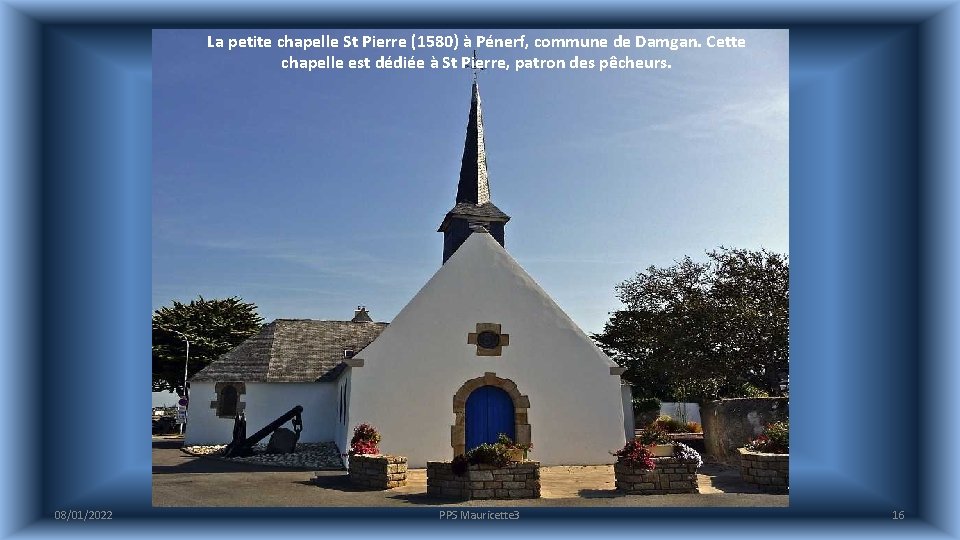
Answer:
[152, 416, 178, 434]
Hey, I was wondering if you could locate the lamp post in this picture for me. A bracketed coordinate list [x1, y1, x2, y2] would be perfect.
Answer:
[174, 331, 191, 435]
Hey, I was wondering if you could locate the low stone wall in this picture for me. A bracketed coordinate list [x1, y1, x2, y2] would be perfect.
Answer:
[614, 458, 699, 495]
[737, 448, 788, 493]
[701, 397, 789, 465]
[426, 461, 540, 500]
[348, 454, 407, 489]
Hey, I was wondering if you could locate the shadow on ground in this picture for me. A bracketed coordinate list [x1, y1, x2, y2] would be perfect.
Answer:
[303, 472, 370, 493]
[152, 439, 326, 475]
[152, 458, 314, 475]
[698, 462, 765, 494]
[386, 493, 460, 506]
[577, 489, 621, 498]
[303, 475, 455, 505]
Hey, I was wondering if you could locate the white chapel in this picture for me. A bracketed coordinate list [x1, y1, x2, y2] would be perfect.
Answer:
[186, 81, 631, 467]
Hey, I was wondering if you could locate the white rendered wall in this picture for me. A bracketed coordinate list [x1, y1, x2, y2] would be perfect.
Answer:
[333, 372, 352, 463]
[621, 384, 635, 440]
[184, 382, 231, 445]
[184, 382, 338, 445]
[348, 233, 626, 467]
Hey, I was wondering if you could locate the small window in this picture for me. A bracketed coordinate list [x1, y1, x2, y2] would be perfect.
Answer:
[476, 331, 501, 349]
[211, 382, 245, 418]
[219, 385, 238, 417]
[343, 349, 355, 359]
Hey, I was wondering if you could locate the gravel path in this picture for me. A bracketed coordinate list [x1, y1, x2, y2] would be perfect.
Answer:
[183, 442, 345, 470]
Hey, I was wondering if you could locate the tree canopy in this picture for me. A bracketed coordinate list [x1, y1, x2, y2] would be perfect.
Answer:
[593, 248, 788, 403]
[152, 296, 264, 395]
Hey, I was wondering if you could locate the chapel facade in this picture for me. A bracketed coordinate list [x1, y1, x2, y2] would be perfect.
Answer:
[186, 81, 631, 466]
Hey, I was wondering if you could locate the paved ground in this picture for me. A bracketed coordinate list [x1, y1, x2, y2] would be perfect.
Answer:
[153, 437, 788, 507]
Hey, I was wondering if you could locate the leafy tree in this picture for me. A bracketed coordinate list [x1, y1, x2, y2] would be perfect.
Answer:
[593, 248, 788, 402]
[152, 296, 263, 395]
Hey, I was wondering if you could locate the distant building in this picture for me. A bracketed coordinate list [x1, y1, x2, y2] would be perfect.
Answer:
[186, 82, 629, 466]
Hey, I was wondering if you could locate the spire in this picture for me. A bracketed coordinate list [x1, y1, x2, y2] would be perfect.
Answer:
[438, 77, 510, 264]
[456, 80, 490, 205]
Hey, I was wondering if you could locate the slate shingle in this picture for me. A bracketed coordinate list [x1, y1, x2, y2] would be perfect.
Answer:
[190, 319, 388, 383]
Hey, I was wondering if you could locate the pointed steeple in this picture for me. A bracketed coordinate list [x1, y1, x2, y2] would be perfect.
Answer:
[438, 81, 510, 264]
[456, 81, 491, 205]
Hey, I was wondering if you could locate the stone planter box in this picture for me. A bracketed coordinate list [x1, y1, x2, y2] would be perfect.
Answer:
[348, 454, 407, 489]
[426, 461, 540, 500]
[650, 444, 675, 457]
[737, 448, 788, 493]
[614, 457, 699, 495]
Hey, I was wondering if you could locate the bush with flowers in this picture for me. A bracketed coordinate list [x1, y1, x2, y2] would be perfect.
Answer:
[650, 415, 703, 434]
[745, 420, 789, 454]
[350, 423, 381, 455]
[637, 427, 671, 446]
[672, 441, 703, 468]
[496, 433, 533, 457]
[612, 439, 656, 471]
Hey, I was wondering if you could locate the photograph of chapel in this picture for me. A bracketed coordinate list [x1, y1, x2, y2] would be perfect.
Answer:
[185, 80, 630, 466]
[153, 29, 788, 505]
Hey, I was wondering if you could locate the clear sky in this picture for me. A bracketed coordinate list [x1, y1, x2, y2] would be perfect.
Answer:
[153, 28, 788, 373]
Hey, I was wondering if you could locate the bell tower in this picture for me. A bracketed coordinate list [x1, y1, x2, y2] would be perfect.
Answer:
[437, 80, 510, 263]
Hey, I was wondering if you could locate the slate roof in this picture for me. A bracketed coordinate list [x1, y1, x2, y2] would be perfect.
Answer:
[190, 319, 388, 383]
[438, 201, 510, 231]
[456, 81, 492, 206]
[438, 82, 510, 234]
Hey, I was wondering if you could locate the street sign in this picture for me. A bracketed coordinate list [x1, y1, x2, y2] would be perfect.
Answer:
[176, 407, 187, 424]
[178, 398, 188, 407]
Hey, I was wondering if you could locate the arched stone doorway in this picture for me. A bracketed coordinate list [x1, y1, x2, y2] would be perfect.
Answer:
[465, 385, 515, 450]
[451, 372, 530, 457]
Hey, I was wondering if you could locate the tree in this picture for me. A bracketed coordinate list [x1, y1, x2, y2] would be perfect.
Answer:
[152, 296, 264, 395]
[593, 248, 788, 402]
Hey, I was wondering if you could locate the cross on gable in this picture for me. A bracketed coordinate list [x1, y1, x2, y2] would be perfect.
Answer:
[467, 322, 510, 356]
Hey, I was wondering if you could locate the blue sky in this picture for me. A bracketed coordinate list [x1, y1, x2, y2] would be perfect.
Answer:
[153, 28, 788, 406]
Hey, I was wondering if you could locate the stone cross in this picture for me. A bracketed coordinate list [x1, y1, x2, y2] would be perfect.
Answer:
[467, 322, 510, 356]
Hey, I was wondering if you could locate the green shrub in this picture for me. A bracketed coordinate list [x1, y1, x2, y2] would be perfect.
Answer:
[652, 415, 689, 433]
[739, 383, 770, 398]
[633, 397, 662, 414]
[745, 420, 789, 453]
[465, 443, 510, 468]
[637, 427, 671, 445]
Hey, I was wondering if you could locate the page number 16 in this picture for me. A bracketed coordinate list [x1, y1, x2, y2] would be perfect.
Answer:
[893, 511, 905, 520]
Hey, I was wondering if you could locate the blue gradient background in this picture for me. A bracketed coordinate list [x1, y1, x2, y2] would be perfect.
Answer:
[1, 2, 957, 539]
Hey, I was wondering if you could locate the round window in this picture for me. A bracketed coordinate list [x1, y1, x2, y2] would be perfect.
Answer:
[476, 331, 501, 349]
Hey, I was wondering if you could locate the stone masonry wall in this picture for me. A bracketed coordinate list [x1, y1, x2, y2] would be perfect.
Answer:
[348, 454, 407, 489]
[737, 448, 788, 493]
[700, 397, 788, 465]
[614, 457, 699, 495]
[427, 461, 540, 500]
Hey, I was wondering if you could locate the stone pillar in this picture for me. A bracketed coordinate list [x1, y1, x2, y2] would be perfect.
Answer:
[347, 455, 408, 489]
[614, 457, 700, 495]
[737, 448, 788, 493]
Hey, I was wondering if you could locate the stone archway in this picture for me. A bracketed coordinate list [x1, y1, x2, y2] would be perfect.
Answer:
[451, 372, 530, 457]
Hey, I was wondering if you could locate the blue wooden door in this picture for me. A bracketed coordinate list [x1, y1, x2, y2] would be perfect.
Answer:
[465, 386, 515, 451]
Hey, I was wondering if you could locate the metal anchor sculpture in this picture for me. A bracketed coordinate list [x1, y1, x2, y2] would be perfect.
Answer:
[223, 405, 303, 458]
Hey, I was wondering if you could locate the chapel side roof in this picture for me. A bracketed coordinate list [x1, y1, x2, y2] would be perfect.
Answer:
[190, 319, 388, 383]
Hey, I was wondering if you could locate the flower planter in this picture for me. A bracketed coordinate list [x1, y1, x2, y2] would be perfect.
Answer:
[427, 461, 541, 500]
[614, 457, 699, 495]
[347, 454, 407, 489]
[506, 448, 525, 462]
[737, 448, 788, 493]
[650, 444, 674, 457]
